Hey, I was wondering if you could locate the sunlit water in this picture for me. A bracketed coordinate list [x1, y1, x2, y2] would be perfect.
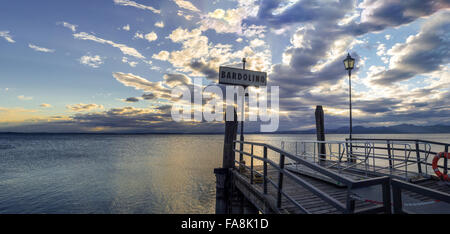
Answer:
[0, 133, 448, 214]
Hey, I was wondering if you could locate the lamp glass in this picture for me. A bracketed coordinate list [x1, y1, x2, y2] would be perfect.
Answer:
[349, 58, 354, 69]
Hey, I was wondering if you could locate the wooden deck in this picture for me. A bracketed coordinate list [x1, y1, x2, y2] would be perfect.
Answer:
[233, 164, 450, 214]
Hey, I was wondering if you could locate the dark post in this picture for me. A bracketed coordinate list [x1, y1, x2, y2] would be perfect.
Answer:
[223, 109, 238, 168]
[239, 58, 247, 164]
[214, 108, 238, 214]
[277, 154, 285, 208]
[415, 141, 422, 175]
[315, 106, 326, 163]
[392, 185, 403, 214]
[382, 179, 392, 214]
[263, 146, 268, 194]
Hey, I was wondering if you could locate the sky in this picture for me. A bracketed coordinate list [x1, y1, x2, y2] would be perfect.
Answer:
[0, 0, 449, 133]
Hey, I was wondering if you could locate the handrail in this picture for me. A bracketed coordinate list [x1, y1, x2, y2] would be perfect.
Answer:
[233, 140, 391, 214]
[349, 138, 450, 147]
[391, 179, 450, 214]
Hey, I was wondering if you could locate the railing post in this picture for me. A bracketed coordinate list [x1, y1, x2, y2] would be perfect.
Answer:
[250, 145, 254, 184]
[444, 145, 448, 176]
[415, 141, 422, 175]
[387, 140, 393, 170]
[277, 154, 285, 208]
[346, 187, 355, 213]
[382, 179, 392, 214]
[263, 146, 268, 195]
[392, 184, 403, 214]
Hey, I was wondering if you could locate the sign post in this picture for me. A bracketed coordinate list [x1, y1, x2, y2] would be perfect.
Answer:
[219, 59, 267, 163]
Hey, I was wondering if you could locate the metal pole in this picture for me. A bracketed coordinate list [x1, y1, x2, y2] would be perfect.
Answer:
[348, 69, 352, 140]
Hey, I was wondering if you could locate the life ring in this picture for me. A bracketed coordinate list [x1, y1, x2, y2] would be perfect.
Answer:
[432, 152, 450, 181]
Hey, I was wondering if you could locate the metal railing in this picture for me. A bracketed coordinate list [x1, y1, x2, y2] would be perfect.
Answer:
[279, 139, 449, 181]
[391, 179, 450, 214]
[233, 140, 391, 214]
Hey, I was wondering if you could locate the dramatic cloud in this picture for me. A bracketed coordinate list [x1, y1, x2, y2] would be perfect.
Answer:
[370, 11, 450, 85]
[79, 54, 104, 68]
[346, 0, 449, 35]
[112, 72, 172, 100]
[113, 0, 160, 14]
[28, 44, 55, 53]
[163, 73, 192, 87]
[0, 31, 15, 43]
[66, 103, 104, 112]
[74, 32, 145, 59]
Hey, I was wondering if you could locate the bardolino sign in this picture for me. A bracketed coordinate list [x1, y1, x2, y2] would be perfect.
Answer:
[219, 66, 267, 87]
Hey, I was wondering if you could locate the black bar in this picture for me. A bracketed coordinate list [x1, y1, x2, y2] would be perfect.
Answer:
[277, 154, 285, 208]
[415, 141, 422, 174]
[445, 145, 449, 176]
[387, 141, 393, 169]
[250, 145, 254, 184]
[382, 180, 392, 214]
[392, 185, 403, 214]
[263, 146, 268, 195]
[346, 187, 355, 214]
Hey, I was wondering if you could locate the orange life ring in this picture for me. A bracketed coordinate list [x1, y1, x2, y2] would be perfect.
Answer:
[432, 152, 450, 181]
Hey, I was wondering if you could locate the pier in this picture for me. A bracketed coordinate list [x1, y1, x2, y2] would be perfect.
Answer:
[214, 106, 450, 214]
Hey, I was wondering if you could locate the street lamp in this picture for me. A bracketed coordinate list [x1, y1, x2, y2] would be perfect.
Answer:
[343, 53, 355, 140]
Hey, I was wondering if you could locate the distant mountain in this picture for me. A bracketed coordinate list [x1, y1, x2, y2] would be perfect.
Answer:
[1, 124, 449, 135]
[271, 124, 450, 134]
[328, 124, 450, 134]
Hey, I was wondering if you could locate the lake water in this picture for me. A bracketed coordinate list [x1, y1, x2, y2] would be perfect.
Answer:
[0, 133, 448, 214]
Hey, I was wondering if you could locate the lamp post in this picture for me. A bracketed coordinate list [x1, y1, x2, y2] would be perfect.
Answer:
[343, 53, 355, 140]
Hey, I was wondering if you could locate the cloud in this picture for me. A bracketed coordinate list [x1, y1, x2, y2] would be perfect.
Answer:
[0, 31, 15, 43]
[346, 0, 449, 35]
[122, 57, 138, 67]
[370, 10, 450, 85]
[66, 103, 104, 112]
[79, 54, 104, 68]
[163, 73, 192, 88]
[40, 103, 52, 108]
[152, 50, 170, 61]
[199, 2, 261, 35]
[174, 0, 200, 12]
[177, 10, 194, 20]
[125, 97, 140, 102]
[168, 27, 202, 42]
[74, 32, 145, 59]
[112, 72, 172, 100]
[113, 0, 160, 14]
[28, 44, 55, 53]
[57, 21, 77, 32]
[18, 95, 33, 101]
[122, 24, 130, 31]
[142, 93, 156, 100]
[246, 0, 353, 27]
[154, 21, 164, 28]
[145, 32, 158, 42]
[250, 38, 265, 48]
